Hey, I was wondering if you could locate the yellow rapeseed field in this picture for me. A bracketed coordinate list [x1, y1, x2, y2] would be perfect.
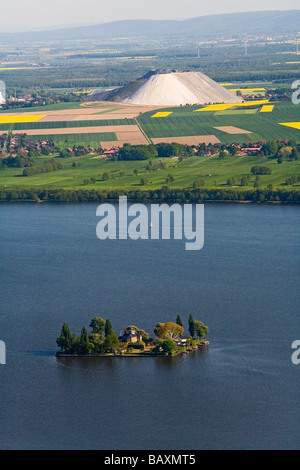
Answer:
[237, 100, 270, 107]
[151, 112, 173, 118]
[194, 104, 235, 112]
[0, 115, 46, 124]
[279, 122, 300, 130]
[228, 88, 266, 93]
[0, 67, 37, 71]
[260, 105, 274, 113]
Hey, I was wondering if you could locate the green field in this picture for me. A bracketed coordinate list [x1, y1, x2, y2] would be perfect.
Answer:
[1, 152, 299, 191]
[137, 101, 300, 144]
[0, 118, 135, 131]
[0, 100, 299, 147]
[30, 132, 117, 149]
[0, 101, 84, 113]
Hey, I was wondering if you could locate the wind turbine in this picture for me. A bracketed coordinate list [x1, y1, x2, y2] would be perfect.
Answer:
[243, 39, 249, 56]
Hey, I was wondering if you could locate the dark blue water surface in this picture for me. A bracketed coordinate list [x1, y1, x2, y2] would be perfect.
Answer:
[0, 202, 299, 449]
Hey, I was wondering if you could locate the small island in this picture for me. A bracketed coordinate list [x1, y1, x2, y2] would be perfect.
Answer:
[56, 314, 209, 357]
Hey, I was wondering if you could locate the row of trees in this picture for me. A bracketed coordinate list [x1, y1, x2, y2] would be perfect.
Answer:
[1, 187, 299, 203]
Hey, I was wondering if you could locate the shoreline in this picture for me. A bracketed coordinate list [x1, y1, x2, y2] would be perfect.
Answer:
[1, 199, 299, 205]
[0, 188, 299, 205]
[56, 341, 209, 358]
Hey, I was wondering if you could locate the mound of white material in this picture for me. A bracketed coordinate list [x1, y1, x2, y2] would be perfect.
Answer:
[123, 72, 243, 106]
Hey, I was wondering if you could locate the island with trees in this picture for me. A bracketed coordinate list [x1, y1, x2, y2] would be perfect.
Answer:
[56, 314, 209, 357]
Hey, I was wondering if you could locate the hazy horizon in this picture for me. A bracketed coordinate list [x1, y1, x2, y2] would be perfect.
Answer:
[0, 1, 299, 33]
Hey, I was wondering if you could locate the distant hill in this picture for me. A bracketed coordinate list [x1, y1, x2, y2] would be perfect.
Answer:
[88, 70, 244, 106]
[1, 11, 299, 43]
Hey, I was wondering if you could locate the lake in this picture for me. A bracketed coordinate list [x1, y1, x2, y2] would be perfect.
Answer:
[0, 202, 299, 449]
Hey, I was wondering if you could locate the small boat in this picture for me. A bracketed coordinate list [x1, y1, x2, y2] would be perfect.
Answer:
[149, 222, 154, 229]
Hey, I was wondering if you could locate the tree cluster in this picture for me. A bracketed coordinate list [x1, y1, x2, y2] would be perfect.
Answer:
[152, 314, 209, 355]
[250, 166, 272, 175]
[56, 317, 120, 355]
[118, 142, 186, 161]
[22, 159, 63, 176]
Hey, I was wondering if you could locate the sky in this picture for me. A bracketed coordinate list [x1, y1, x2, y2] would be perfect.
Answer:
[0, 0, 299, 32]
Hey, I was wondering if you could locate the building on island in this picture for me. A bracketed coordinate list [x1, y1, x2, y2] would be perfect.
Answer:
[118, 327, 143, 344]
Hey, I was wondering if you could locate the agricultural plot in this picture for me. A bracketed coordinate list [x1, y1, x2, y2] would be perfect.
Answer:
[151, 112, 173, 118]
[214, 126, 251, 134]
[0, 102, 84, 113]
[25, 124, 148, 147]
[138, 102, 300, 145]
[279, 122, 300, 130]
[216, 109, 258, 115]
[0, 100, 298, 148]
[29, 132, 117, 149]
[260, 105, 274, 113]
[194, 104, 235, 112]
[0, 118, 136, 131]
[0, 115, 46, 123]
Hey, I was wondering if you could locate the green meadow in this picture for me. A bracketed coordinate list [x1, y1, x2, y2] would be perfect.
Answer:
[1, 152, 299, 191]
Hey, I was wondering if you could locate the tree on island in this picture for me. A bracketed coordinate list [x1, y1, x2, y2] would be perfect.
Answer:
[188, 314, 195, 338]
[193, 321, 209, 339]
[78, 326, 94, 354]
[56, 322, 72, 353]
[89, 317, 106, 336]
[188, 315, 209, 339]
[176, 315, 183, 327]
[105, 319, 113, 337]
[154, 338, 177, 355]
[154, 322, 184, 340]
[104, 332, 120, 353]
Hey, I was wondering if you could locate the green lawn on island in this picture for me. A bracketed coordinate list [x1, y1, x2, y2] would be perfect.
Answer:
[1, 153, 299, 191]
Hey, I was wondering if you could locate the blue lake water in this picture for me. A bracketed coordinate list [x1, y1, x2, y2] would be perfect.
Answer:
[0, 202, 299, 449]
